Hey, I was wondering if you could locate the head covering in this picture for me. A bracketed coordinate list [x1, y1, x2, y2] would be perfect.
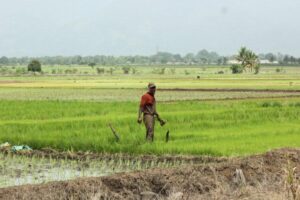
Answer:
[148, 82, 156, 89]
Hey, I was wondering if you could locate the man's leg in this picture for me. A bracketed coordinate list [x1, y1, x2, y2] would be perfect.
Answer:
[144, 114, 155, 141]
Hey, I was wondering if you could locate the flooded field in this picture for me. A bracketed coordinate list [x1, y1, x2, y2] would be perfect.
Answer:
[1, 148, 298, 200]
[0, 153, 186, 188]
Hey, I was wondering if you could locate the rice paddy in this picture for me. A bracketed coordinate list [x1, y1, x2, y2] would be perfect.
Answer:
[0, 65, 300, 190]
[0, 98, 300, 156]
[0, 153, 186, 188]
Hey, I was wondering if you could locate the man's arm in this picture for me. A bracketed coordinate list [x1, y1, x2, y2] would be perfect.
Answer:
[138, 95, 145, 124]
[137, 107, 143, 124]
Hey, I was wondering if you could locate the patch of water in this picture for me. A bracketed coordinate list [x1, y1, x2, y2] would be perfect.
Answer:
[0, 153, 184, 188]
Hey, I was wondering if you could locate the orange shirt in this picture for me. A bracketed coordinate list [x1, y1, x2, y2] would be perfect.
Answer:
[140, 93, 156, 115]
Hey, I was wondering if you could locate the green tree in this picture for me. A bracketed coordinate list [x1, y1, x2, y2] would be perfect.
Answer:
[27, 60, 42, 72]
[0, 56, 9, 65]
[283, 55, 290, 64]
[184, 53, 195, 65]
[222, 57, 228, 65]
[236, 47, 259, 73]
[88, 62, 96, 68]
[265, 53, 276, 63]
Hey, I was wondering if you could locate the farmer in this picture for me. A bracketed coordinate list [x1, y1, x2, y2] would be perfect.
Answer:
[138, 83, 166, 141]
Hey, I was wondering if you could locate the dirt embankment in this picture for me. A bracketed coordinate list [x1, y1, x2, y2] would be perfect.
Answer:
[1, 148, 300, 200]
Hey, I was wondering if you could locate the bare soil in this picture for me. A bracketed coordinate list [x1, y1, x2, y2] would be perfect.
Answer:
[1, 148, 299, 200]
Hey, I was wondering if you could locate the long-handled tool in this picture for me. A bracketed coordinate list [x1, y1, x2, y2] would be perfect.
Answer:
[108, 123, 120, 142]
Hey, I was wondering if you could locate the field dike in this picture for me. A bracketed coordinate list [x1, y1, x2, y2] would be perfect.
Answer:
[0, 148, 300, 200]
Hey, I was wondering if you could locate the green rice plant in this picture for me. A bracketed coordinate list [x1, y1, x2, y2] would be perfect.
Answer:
[0, 98, 300, 156]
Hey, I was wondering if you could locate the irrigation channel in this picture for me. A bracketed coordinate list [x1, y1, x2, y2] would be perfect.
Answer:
[0, 152, 198, 188]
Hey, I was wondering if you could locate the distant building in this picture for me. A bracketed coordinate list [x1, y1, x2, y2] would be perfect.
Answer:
[228, 59, 241, 64]
[260, 59, 279, 64]
[228, 59, 279, 65]
[260, 59, 270, 64]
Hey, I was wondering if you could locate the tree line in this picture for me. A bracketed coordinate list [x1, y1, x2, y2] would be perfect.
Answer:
[0, 49, 300, 66]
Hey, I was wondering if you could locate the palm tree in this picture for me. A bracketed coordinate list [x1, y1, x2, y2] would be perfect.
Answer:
[236, 47, 260, 73]
[244, 51, 257, 72]
[236, 47, 247, 66]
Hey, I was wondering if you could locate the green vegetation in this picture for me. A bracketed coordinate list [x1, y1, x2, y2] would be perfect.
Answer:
[0, 153, 182, 188]
[0, 98, 300, 156]
[0, 65, 300, 157]
[27, 60, 42, 72]
[230, 64, 243, 74]
[1, 49, 300, 66]
[1, 73, 300, 90]
[231, 47, 260, 74]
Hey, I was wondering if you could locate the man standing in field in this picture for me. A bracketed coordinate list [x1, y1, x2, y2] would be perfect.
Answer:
[138, 83, 166, 141]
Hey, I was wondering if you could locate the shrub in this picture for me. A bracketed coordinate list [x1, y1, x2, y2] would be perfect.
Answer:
[132, 68, 137, 74]
[254, 64, 260, 74]
[230, 64, 243, 74]
[72, 69, 78, 74]
[122, 67, 131, 74]
[96, 68, 105, 74]
[262, 102, 271, 107]
[160, 68, 166, 75]
[64, 69, 72, 74]
[262, 102, 282, 107]
[184, 70, 190, 75]
[107, 68, 114, 75]
[88, 63, 96, 68]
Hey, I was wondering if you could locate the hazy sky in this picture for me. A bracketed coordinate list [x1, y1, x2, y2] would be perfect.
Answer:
[1, 0, 299, 57]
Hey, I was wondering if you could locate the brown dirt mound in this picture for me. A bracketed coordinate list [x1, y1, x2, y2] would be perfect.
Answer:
[1, 148, 300, 200]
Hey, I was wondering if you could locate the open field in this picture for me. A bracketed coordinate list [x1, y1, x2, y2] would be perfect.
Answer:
[0, 78, 300, 90]
[1, 67, 300, 156]
[2, 65, 300, 76]
[0, 98, 300, 156]
[0, 88, 300, 101]
[1, 66, 300, 198]
[1, 66, 300, 90]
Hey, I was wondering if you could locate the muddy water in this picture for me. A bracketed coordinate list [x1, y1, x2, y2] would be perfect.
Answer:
[0, 153, 184, 188]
